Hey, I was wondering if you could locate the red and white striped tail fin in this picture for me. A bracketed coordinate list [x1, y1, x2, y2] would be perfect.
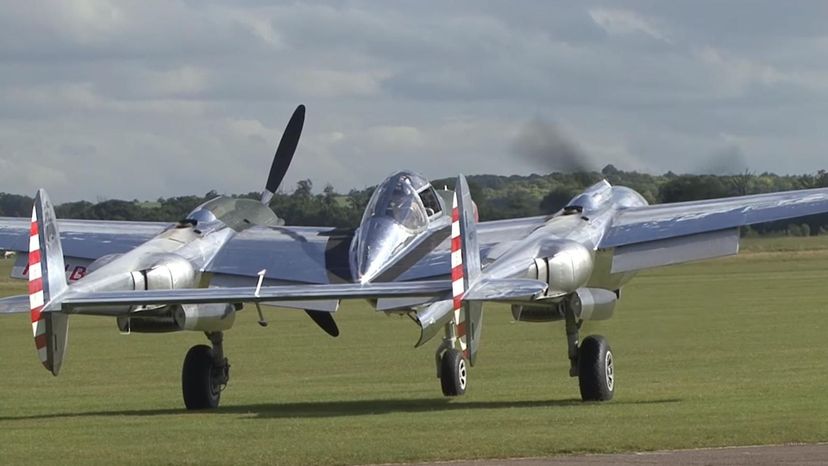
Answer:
[29, 189, 69, 375]
[450, 175, 484, 365]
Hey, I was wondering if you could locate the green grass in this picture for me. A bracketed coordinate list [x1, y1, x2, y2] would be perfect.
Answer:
[2, 237, 828, 465]
[740, 234, 828, 252]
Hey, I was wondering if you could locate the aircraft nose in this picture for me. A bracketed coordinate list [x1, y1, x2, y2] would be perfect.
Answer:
[354, 217, 404, 283]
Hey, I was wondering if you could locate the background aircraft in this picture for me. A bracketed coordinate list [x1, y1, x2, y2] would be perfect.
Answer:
[3, 105, 828, 410]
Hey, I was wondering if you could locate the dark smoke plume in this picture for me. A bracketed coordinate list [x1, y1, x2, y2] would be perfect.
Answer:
[693, 145, 749, 175]
[512, 117, 595, 173]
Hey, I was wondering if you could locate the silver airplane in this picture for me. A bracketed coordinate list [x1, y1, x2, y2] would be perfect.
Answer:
[3, 106, 828, 409]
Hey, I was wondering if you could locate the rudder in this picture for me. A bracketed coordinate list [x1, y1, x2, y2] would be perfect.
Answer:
[29, 189, 69, 375]
[451, 175, 484, 365]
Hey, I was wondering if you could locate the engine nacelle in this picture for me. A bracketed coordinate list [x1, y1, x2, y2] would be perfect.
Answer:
[116, 303, 236, 333]
[529, 241, 593, 296]
[174, 303, 236, 332]
[131, 255, 197, 291]
[87, 253, 122, 274]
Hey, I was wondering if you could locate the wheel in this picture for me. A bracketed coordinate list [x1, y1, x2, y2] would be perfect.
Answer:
[577, 335, 614, 402]
[182, 344, 221, 409]
[440, 349, 467, 396]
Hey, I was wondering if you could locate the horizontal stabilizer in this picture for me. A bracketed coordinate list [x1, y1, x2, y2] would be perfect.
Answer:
[59, 280, 451, 314]
[463, 278, 548, 302]
[0, 295, 29, 314]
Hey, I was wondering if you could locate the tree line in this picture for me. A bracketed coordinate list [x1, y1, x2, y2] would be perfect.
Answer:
[1, 165, 827, 235]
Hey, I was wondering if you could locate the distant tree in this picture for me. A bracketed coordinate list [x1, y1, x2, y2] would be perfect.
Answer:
[3, 167, 828, 234]
[659, 175, 732, 203]
[540, 187, 577, 214]
[730, 170, 754, 196]
[0, 193, 33, 216]
[294, 179, 313, 199]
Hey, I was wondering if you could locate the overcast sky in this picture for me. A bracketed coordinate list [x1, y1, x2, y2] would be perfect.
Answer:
[2, 1, 828, 201]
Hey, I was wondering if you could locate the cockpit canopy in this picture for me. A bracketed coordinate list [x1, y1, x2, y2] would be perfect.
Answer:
[353, 171, 444, 282]
[564, 180, 612, 214]
[360, 171, 442, 232]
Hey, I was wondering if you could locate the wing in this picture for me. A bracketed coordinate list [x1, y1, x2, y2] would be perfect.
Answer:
[601, 188, 828, 272]
[0, 217, 169, 259]
[206, 226, 349, 284]
[207, 216, 547, 284]
[59, 281, 452, 315]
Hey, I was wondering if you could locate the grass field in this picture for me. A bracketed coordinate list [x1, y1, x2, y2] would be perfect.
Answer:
[2, 236, 828, 465]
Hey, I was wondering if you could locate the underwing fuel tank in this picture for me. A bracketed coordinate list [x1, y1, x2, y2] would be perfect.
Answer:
[511, 287, 617, 322]
[528, 240, 594, 296]
[117, 303, 236, 333]
[174, 303, 236, 332]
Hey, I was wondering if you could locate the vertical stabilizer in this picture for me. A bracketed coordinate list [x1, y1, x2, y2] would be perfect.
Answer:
[29, 189, 69, 375]
[451, 175, 484, 365]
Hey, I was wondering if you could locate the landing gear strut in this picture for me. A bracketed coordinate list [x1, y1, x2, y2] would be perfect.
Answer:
[435, 321, 467, 396]
[563, 302, 614, 402]
[182, 331, 230, 409]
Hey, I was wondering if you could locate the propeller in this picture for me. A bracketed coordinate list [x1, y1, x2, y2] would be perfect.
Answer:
[261, 104, 306, 205]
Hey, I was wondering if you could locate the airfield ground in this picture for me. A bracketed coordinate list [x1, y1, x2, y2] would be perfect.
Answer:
[1, 236, 827, 465]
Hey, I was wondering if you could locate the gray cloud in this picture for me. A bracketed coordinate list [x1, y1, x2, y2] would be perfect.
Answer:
[1, 1, 828, 201]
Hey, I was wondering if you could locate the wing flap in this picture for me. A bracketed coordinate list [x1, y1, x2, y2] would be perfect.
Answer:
[610, 228, 740, 273]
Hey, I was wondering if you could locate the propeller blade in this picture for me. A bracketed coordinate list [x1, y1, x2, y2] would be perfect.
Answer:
[262, 104, 305, 204]
[304, 310, 339, 337]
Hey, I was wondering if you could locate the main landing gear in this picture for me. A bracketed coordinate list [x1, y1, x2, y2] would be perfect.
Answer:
[182, 331, 230, 409]
[435, 321, 467, 397]
[563, 302, 614, 401]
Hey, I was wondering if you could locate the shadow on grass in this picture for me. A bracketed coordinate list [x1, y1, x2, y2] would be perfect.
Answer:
[0, 397, 681, 421]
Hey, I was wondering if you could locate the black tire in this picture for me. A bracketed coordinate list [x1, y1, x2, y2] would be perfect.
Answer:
[182, 344, 221, 410]
[440, 349, 467, 396]
[577, 335, 615, 402]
